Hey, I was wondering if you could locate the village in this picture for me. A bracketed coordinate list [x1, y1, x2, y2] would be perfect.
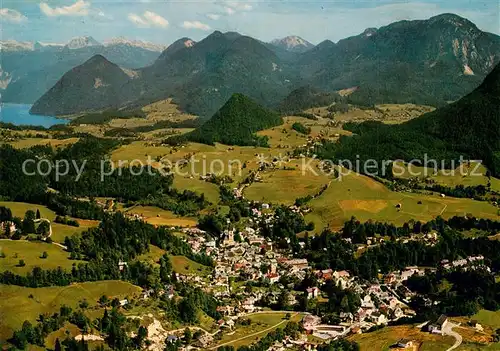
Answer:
[144, 199, 493, 351]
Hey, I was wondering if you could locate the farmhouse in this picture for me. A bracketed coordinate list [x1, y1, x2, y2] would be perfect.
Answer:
[427, 314, 448, 334]
[392, 339, 415, 349]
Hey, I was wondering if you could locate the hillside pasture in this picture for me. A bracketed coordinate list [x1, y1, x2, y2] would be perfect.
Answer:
[303, 172, 500, 231]
[393, 161, 500, 190]
[244, 162, 331, 205]
[173, 176, 221, 205]
[347, 325, 455, 351]
[0, 281, 142, 341]
[215, 312, 302, 349]
[171, 255, 212, 276]
[124, 206, 197, 227]
[0, 201, 99, 242]
[0, 240, 82, 275]
[7, 137, 79, 149]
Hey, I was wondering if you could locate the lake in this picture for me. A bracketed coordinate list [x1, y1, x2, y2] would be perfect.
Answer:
[0, 104, 70, 128]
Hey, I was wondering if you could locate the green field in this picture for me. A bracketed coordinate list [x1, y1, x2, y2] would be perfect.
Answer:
[244, 163, 331, 205]
[348, 325, 455, 351]
[134, 245, 166, 266]
[303, 172, 500, 230]
[471, 309, 500, 330]
[394, 161, 500, 192]
[0, 281, 142, 340]
[124, 205, 198, 227]
[50, 220, 100, 243]
[171, 256, 212, 276]
[0, 201, 99, 242]
[215, 312, 303, 349]
[7, 138, 79, 150]
[134, 247, 211, 277]
[173, 176, 221, 205]
[0, 201, 57, 220]
[0, 240, 84, 275]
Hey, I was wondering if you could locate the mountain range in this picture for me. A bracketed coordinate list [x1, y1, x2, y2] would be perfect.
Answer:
[0, 36, 166, 104]
[322, 61, 500, 177]
[21, 14, 500, 118]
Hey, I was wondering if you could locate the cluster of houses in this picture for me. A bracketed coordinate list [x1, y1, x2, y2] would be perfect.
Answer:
[440, 255, 488, 271]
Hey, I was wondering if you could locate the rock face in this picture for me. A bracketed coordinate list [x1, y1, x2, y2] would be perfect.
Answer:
[270, 36, 315, 53]
[155, 37, 196, 61]
[30, 14, 500, 116]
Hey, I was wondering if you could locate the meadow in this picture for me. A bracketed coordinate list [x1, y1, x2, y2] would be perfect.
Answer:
[124, 205, 198, 227]
[243, 162, 331, 205]
[6, 137, 79, 149]
[214, 312, 303, 349]
[394, 161, 500, 191]
[0, 281, 142, 341]
[305, 172, 500, 230]
[0, 201, 99, 242]
[0, 240, 83, 275]
[347, 325, 455, 351]
[134, 245, 212, 277]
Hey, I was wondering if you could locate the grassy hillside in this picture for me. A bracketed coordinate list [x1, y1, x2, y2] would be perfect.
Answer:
[319, 63, 500, 176]
[0, 281, 142, 340]
[278, 85, 341, 114]
[174, 93, 283, 146]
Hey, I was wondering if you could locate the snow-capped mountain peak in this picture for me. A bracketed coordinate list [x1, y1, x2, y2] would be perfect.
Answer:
[65, 36, 102, 50]
[0, 40, 35, 52]
[104, 37, 166, 52]
[270, 35, 314, 53]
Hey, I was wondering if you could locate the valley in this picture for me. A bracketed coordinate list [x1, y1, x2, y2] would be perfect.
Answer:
[1, 7, 500, 351]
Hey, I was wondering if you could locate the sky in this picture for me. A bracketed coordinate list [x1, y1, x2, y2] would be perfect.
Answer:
[1, 0, 499, 46]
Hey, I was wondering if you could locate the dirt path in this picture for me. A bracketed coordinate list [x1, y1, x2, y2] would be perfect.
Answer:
[442, 322, 463, 351]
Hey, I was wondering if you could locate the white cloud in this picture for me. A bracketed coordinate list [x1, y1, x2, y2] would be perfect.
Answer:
[128, 13, 148, 27]
[143, 11, 169, 28]
[128, 11, 169, 28]
[225, 2, 253, 11]
[40, 0, 90, 17]
[225, 7, 235, 15]
[182, 20, 211, 31]
[0, 8, 27, 23]
[206, 13, 220, 20]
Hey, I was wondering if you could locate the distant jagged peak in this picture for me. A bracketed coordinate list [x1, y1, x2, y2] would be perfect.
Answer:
[0, 40, 34, 52]
[65, 36, 102, 50]
[270, 35, 314, 53]
[362, 28, 377, 37]
[104, 37, 166, 52]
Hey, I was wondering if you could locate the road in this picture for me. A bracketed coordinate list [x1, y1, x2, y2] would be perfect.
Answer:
[442, 322, 463, 351]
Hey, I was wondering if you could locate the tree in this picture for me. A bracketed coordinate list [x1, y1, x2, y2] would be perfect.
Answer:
[18, 259, 26, 267]
[178, 298, 198, 323]
[36, 209, 41, 220]
[133, 325, 148, 348]
[40, 251, 48, 259]
[99, 295, 109, 306]
[183, 328, 192, 344]
[23, 210, 36, 234]
[55, 338, 62, 351]
[37, 221, 51, 236]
